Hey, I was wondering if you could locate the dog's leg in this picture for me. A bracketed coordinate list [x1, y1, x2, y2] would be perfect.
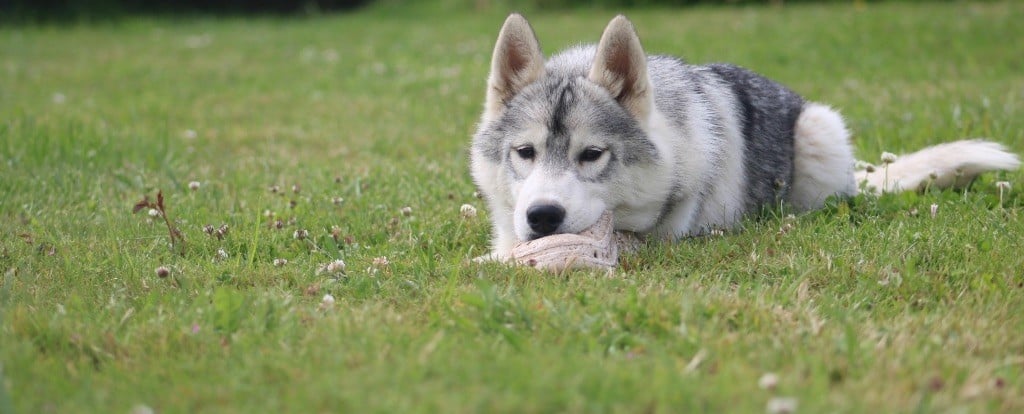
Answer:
[789, 103, 858, 211]
[474, 205, 517, 262]
[650, 197, 703, 239]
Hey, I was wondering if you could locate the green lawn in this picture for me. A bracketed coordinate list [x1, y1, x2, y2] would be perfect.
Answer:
[2, 1, 1023, 412]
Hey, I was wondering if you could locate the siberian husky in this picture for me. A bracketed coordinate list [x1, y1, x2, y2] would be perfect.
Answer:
[470, 14, 1020, 260]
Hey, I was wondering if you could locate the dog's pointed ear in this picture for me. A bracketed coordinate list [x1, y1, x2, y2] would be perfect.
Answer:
[588, 15, 651, 120]
[485, 14, 545, 117]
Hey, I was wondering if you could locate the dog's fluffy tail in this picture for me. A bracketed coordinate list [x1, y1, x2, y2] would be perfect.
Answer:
[855, 139, 1020, 194]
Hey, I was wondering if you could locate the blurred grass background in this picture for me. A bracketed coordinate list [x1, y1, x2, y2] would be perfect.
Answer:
[1, 0, 1022, 412]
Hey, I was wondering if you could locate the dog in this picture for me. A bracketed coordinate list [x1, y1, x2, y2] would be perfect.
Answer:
[470, 14, 1020, 260]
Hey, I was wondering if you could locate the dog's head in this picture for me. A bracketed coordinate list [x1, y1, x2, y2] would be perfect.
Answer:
[472, 14, 661, 242]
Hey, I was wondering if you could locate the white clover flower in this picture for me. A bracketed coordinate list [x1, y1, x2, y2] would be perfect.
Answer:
[854, 160, 873, 171]
[318, 293, 336, 311]
[293, 229, 309, 240]
[326, 259, 346, 273]
[766, 397, 798, 414]
[148, 208, 160, 218]
[300, 47, 317, 62]
[155, 266, 170, 278]
[218, 224, 229, 235]
[273, 258, 288, 267]
[372, 256, 390, 267]
[880, 152, 897, 164]
[758, 373, 779, 391]
[188, 181, 201, 191]
[332, 197, 344, 205]
[215, 248, 229, 261]
[184, 34, 212, 49]
[322, 49, 339, 63]
[400, 206, 413, 216]
[460, 204, 478, 218]
[130, 404, 155, 414]
[778, 222, 795, 235]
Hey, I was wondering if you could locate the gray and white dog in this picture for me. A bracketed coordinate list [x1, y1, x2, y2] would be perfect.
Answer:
[471, 14, 1019, 260]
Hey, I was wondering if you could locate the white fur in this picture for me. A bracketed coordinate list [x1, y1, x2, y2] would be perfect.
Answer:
[680, 71, 748, 234]
[855, 140, 1021, 194]
[790, 103, 857, 210]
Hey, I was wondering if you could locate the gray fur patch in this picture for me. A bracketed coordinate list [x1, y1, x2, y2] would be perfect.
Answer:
[543, 78, 574, 167]
[707, 63, 802, 212]
[473, 117, 512, 163]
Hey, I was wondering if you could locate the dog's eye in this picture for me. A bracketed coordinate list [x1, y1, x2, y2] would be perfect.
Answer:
[579, 147, 605, 163]
[515, 145, 535, 160]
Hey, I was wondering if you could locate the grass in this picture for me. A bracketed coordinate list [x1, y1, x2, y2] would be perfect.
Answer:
[2, 1, 1023, 412]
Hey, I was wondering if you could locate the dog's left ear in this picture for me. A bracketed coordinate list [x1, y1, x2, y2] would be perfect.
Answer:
[589, 15, 651, 120]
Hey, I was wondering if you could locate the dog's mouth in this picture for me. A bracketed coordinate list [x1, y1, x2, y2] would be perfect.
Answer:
[526, 230, 565, 241]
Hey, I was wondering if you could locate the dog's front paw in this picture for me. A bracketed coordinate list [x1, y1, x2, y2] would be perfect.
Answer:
[472, 251, 511, 263]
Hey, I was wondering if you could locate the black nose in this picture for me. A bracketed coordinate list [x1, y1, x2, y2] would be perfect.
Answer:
[526, 204, 565, 236]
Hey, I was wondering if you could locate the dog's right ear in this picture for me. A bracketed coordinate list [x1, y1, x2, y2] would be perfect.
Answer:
[589, 15, 651, 121]
[485, 14, 545, 117]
